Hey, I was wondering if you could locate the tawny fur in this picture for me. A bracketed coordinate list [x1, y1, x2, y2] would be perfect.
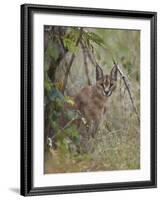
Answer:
[74, 85, 107, 125]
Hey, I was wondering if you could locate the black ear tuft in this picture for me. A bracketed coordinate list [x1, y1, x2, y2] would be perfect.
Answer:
[110, 65, 117, 81]
[96, 64, 104, 81]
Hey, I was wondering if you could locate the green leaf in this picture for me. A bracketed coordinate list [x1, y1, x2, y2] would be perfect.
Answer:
[50, 120, 59, 131]
[44, 81, 52, 92]
[65, 125, 79, 139]
[49, 88, 64, 101]
[63, 38, 78, 53]
[44, 74, 53, 96]
[64, 110, 78, 121]
[51, 111, 61, 121]
[56, 138, 69, 153]
[87, 32, 104, 46]
[64, 96, 75, 105]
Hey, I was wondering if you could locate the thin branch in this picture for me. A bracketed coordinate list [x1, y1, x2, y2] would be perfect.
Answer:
[62, 28, 83, 93]
[114, 62, 140, 123]
[81, 41, 92, 85]
[62, 118, 76, 130]
[85, 46, 97, 66]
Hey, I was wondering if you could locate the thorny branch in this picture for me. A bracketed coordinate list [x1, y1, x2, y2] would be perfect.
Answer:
[113, 61, 140, 123]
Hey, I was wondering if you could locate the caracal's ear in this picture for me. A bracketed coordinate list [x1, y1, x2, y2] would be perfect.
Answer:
[110, 65, 118, 81]
[96, 64, 104, 81]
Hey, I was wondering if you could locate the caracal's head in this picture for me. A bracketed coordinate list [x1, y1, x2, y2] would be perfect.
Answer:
[96, 64, 117, 97]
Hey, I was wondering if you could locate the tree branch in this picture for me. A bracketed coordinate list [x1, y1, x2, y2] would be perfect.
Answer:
[62, 28, 83, 93]
[81, 41, 92, 85]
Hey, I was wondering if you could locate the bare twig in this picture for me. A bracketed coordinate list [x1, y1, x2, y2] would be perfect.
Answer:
[62, 28, 83, 93]
[62, 118, 76, 130]
[113, 61, 140, 123]
[81, 41, 92, 85]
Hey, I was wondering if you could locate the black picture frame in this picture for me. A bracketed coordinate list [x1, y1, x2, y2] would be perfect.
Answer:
[20, 3, 157, 196]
